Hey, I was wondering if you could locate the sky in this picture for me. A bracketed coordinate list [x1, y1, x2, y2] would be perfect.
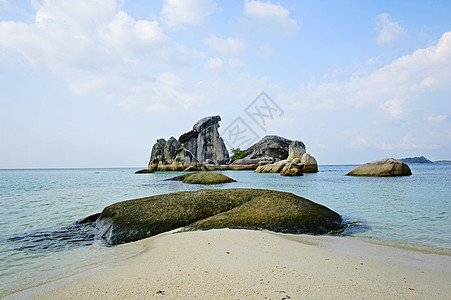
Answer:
[0, 0, 450, 168]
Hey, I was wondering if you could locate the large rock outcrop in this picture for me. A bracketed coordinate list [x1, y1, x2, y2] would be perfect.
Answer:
[148, 137, 198, 171]
[95, 189, 343, 245]
[144, 116, 318, 173]
[148, 116, 229, 171]
[236, 135, 293, 162]
[253, 139, 318, 174]
[347, 158, 412, 177]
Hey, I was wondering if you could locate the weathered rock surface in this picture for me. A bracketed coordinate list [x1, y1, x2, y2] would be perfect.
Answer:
[95, 189, 343, 245]
[255, 159, 289, 173]
[143, 115, 318, 173]
[300, 153, 318, 173]
[148, 137, 198, 171]
[235, 137, 318, 173]
[135, 169, 155, 174]
[168, 172, 236, 184]
[180, 115, 229, 164]
[148, 116, 229, 171]
[238, 135, 293, 162]
[347, 158, 412, 177]
[288, 141, 306, 160]
[280, 158, 304, 176]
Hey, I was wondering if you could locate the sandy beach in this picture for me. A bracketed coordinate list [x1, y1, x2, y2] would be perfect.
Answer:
[8, 229, 451, 299]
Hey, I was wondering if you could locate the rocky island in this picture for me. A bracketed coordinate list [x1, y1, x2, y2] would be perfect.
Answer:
[144, 115, 318, 175]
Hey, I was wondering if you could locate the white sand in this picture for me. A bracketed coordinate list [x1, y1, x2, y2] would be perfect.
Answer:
[8, 229, 451, 299]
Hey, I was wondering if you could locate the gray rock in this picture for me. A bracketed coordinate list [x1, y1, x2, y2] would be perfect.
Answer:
[95, 189, 343, 245]
[168, 172, 236, 184]
[288, 140, 306, 160]
[180, 115, 229, 164]
[148, 116, 229, 170]
[240, 135, 293, 161]
[148, 137, 198, 171]
[347, 158, 412, 177]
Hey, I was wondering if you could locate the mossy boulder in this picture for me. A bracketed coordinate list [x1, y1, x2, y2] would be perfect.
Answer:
[95, 189, 343, 245]
[168, 172, 236, 184]
[135, 169, 155, 174]
[347, 158, 412, 177]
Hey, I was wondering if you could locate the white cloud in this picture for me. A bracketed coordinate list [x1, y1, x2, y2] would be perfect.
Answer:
[203, 34, 246, 56]
[290, 31, 451, 112]
[424, 115, 447, 122]
[375, 13, 407, 45]
[204, 57, 225, 74]
[381, 97, 405, 118]
[161, 0, 216, 28]
[0, 0, 190, 95]
[244, 0, 298, 34]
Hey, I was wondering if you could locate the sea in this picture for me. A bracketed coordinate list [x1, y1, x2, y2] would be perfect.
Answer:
[1, 164, 450, 296]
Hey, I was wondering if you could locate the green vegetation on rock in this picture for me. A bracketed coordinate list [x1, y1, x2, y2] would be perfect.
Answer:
[231, 148, 248, 160]
[95, 189, 343, 245]
[168, 172, 236, 184]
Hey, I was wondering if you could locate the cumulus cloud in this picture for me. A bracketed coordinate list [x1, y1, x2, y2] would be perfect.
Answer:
[0, 0, 189, 95]
[381, 98, 405, 118]
[244, 0, 298, 34]
[290, 31, 451, 114]
[375, 13, 407, 45]
[161, 0, 216, 28]
[203, 34, 246, 56]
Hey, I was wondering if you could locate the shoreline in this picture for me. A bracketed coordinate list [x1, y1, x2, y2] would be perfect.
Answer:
[5, 229, 451, 299]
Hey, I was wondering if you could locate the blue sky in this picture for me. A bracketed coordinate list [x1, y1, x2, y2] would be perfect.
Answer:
[0, 0, 450, 168]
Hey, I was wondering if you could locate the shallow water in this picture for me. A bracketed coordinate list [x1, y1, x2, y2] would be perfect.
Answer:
[0, 165, 450, 295]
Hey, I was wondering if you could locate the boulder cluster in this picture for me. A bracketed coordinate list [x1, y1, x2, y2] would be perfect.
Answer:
[148, 116, 229, 171]
[146, 115, 318, 175]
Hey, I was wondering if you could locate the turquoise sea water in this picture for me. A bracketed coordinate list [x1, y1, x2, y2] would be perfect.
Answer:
[1, 165, 450, 296]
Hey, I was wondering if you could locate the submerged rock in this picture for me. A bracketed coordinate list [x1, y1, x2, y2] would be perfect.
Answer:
[135, 169, 155, 174]
[168, 172, 236, 184]
[347, 158, 412, 177]
[95, 189, 343, 245]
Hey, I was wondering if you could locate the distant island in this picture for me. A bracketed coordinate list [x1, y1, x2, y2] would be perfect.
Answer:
[399, 156, 451, 164]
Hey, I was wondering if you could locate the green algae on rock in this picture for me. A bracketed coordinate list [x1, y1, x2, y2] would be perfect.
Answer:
[168, 172, 236, 184]
[95, 189, 343, 245]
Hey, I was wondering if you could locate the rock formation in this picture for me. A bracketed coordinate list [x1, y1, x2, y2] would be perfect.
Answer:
[168, 172, 236, 184]
[280, 158, 304, 176]
[95, 189, 343, 245]
[346, 158, 412, 177]
[148, 137, 198, 171]
[236, 135, 293, 162]
[145, 116, 318, 173]
[148, 116, 229, 171]
[253, 139, 318, 174]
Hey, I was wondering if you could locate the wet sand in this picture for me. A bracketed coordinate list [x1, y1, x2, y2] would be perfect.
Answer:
[7, 229, 451, 299]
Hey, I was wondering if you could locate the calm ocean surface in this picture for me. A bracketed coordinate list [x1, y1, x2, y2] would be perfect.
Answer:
[1, 164, 450, 296]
